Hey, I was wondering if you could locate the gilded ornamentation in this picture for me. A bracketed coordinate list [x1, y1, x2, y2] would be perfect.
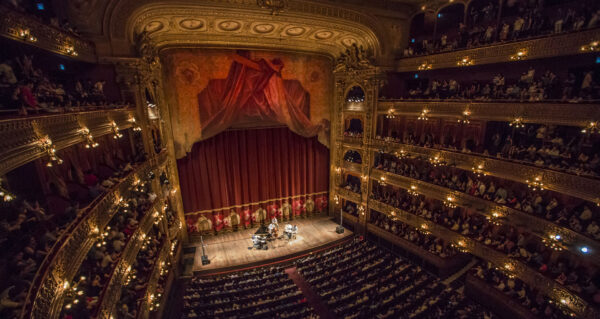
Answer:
[257, 0, 286, 15]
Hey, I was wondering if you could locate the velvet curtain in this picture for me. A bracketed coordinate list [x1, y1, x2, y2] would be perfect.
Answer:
[177, 127, 329, 233]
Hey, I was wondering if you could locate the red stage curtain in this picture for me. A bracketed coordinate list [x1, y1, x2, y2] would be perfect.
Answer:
[196, 53, 328, 142]
[177, 126, 329, 215]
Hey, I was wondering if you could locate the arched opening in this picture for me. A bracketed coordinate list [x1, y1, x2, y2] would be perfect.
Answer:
[343, 150, 362, 164]
[344, 118, 364, 138]
[434, 3, 465, 52]
[345, 86, 365, 111]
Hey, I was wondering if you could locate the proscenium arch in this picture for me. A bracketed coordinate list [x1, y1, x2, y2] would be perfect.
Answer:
[105, 1, 385, 61]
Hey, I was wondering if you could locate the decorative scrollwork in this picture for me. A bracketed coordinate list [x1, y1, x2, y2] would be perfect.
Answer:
[257, 0, 286, 15]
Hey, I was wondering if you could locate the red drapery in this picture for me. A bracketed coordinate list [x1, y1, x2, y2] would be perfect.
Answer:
[177, 127, 329, 233]
[196, 53, 328, 141]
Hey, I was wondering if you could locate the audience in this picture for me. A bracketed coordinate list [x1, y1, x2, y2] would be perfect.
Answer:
[344, 150, 362, 164]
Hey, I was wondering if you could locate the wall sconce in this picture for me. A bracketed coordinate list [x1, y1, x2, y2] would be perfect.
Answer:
[509, 117, 525, 128]
[458, 110, 471, 124]
[358, 205, 365, 215]
[581, 40, 599, 52]
[486, 211, 503, 226]
[504, 263, 514, 272]
[335, 167, 341, 174]
[526, 177, 544, 191]
[452, 240, 468, 252]
[418, 109, 429, 121]
[0, 177, 15, 202]
[429, 155, 444, 167]
[418, 62, 432, 70]
[472, 163, 486, 177]
[510, 48, 528, 60]
[18, 28, 37, 42]
[457, 56, 474, 66]
[40, 136, 63, 167]
[79, 127, 99, 149]
[111, 121, 124, 139]
[64, 45, 78, 56]
[334, 195, 340, 205]
[361, 175, 368, 182]
[386, 109, 396, 119]
[542, 233, 564, 251]
[379, 176, 386, 186]
[408, 185, 419, 196]
[444, 195, 457, 208]
[128, 117, 142, 132]
[421, 5, 426, 10]
[395, 150, 407, 159]
[581, 121, 598, 134]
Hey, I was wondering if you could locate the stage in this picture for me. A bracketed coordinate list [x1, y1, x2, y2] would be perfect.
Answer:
[190, 216, 352, 273]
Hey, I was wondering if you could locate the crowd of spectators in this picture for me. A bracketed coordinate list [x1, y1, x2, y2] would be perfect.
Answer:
[0, 54, 127, 116]
[343, 150, 362, 164]
[373, 152, 600, 241]
[2, 0, 82, 36]
[376, 121, 600, 179]
[402, 68, 598, 102]
[370, 209, 459, 258]
[470, 260, 578, 318]
[341, 175, 361, 194]
[343, 128, 363, 138]
[182, 266, 315, 319]
[368, 181, 600, 304]
[0, 154, 142, 319]
[115, 228, 164, 319]
[60, 178, 158, 318]
[296, 238, 495, 319]
[404, 0, 600, 57]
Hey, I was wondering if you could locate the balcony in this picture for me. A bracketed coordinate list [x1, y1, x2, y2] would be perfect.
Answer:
[370, 169, 600, 266]
[370, 139, 600, 206]
[335, 186, 362, 203]
[0, 5, 96, 62]
[342, 160, 362, 174]
[396, 29, 599, 72]
[24, 154, 168, 319]
[0, 107, 135, 176]
[368, 199, 597, 318]
[340, 136, 363, 148]
[377, 100, 599, 127]
[137, 239, 173, 318]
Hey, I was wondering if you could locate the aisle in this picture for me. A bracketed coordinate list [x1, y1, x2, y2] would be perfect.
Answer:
[285, 267, 336, 319]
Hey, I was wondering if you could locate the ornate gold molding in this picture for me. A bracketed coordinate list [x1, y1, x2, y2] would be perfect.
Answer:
[0, 5, 96, 62]
[0, 108, 135, 177]
[342, 161, 362, 175]
[370, 169, 600, 266]
[25, 155, 168, 319]
[396, 29, 600, 72]
[368, 199, 596, 318]
[377, 101, 600, 127]
[336, 186, 362, 204]
[370, 140, 600, 205]
[137, 238, 171, 318]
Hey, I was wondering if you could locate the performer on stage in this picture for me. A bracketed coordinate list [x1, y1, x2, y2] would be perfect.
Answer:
[271, 216, 278, 226]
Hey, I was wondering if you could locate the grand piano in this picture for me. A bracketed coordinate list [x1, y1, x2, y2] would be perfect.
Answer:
[251, 225, 271, 250]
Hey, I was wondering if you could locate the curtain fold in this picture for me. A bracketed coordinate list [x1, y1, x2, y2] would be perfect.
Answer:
[177, 127, 329, 233]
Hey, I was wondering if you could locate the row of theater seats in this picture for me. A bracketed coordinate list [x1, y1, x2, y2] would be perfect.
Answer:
[375, 122, 600, 179]
[296, 238, 494, 319]
[404, 0, 599, 57]
[369, 182, 600, 305]
[370, 210, 460, 259]
[182, 266, 315, 319]
[59, 179, 158, 318]
[373, 151, 599, 241]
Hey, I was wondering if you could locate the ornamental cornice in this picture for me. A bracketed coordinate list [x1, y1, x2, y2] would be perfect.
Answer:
[369, 140, 600, 205]
[396, 28, 600, 72]
[0, 108, 135, 177]
[378, 100, 600, 127]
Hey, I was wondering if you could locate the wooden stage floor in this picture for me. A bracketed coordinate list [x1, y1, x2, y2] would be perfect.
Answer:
[190, 216, 352, 273]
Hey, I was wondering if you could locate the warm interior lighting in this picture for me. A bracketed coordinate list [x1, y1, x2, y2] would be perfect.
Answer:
[386, 109, 396, 119]
[418, 109, 429, 121]
[510, 117, 525, 128]
[418, 62, 432, 70]
[458, 109, 471, 124]
[510, 49, 528, 60]
[581, 40, 599, 52]
[457, 56, 474, 66]
[111, 121, 124, 139]
[526, 176, 544, 191]
[472, 163, 486, 177]
[581, 121, 598, 134]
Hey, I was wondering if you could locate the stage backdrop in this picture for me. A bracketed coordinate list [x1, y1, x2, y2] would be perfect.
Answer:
[163, 49, 333, 234]
[162, 49, 333, 159]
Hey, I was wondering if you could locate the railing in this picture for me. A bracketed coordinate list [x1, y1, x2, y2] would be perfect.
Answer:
[396, 28, 599, 72]
[341, 161, 362, 174]
[377, 100, 600, 127]
[96, 199, 164, 318]
[370, 139, 600, 204]
[335, 186, 362, 203]
[340, 136, 364, 147]
[24, 153, 168, 319]
[465, 274, 537, 319]
[342, 212, 358, 226]
[0, 107, 135, 176]
[368, 199, 597, 318]
[136, 239, 171, 319]
[369, 169, 600, 266]
[0, 4, 96, 61]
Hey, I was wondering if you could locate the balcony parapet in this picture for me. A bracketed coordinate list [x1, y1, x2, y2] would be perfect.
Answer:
[335, 186, 362, 204]
[0, 5, 96, 62]
[370, 139, 600, 205]
[341, 161, 362, 174]
[396, 28, 600, 72]
[368, 199, 597, 318]
[137, 239, 171, 318]
[0, 107, 135, 176]
[377, 100, 600, 127]
[370, 169, 600, 266]
[97, 199, 164, 318]
[25, 154, 168, 319]
[342, 212, 359, 226]
[339, 136, 364, 148]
